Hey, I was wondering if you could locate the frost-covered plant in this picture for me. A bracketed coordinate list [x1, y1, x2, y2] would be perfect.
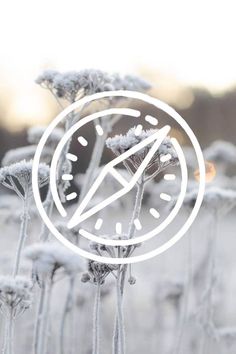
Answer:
[106, 127, 178, 182]
[27, 125, 64, 147]
[0, 161, 49, 276]
[2, 145, 53, 166]
[82, 254, 118, 354]
[106, 127, 179, 354]
[203, 140, 236, 175]
[0, 276, 32, 354]
[25, 242, 84, 354]
[36, 69, 150, 104]
[182, 187, 236, 353]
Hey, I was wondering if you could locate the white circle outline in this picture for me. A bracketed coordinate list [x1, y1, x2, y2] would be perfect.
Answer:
[50, 113, 188, 246]
[32, 90, 205, 264]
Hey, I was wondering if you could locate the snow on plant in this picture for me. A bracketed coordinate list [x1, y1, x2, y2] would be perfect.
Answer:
[203, 140, 236, 175]
[82, 240, 120, 354]
[35, 69, 151, 347]
[27, 125, 64, 147]
[181, 187, 236, 353]
[0, 161, 49, 276]
[106, 127, 179, 354]
[2, 145, 53, 166]
[24, 242, 84, 354]
[0, 276, 32, 354]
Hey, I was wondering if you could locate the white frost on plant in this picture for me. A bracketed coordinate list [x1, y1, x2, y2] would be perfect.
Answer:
[27, 125, 64, 146]
[2, 145, 53, 166]
[204, 140, 236, 165]
[106, 127, 178, 172]
[0, 276, 32, 316]
[24, 243, 84, 282]
[35, 69, 59, 89]
[180, 186, 236, 216]
[0, 160, 49, 198]
[36, 69, 151, 102]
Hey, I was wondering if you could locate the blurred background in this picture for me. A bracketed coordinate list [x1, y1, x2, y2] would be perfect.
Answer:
[0, 0, 235, 161]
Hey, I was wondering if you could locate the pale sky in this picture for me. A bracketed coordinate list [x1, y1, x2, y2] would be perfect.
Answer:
[0, 0, 235, 128]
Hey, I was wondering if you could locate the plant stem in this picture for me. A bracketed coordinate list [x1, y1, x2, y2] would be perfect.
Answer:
[113, 182, 145, 354]
[59, 276, 75, 354]
[116, 270, 125, 354]
[8, 309, 14, 354]
[33, 286, 44, 354]
[2, 309, 14, 354]
[79, 133, 108, 202]
[39, 190, 54, 242]
[201, 213, 218, 354]
[93, 283, 101, 354]
[37, 280, 52, 354]
[12, 194, 29, 277]
[175, 229, 193, 354]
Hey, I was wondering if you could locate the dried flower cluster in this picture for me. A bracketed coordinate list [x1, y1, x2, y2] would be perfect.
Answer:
[36, 69, 151, 102]
[0, 276, 32, 317]
[0, 160, 49, 198]
[25, 243, 84, 283]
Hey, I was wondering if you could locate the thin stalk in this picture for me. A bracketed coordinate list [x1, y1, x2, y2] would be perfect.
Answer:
[59, 276, 75, 354]
[40, 190, 54, 242]
[116, 270, 125, 354]
[112, 317, 119, 354]
[33, 286, 44, 354]
[79, 132, 108, 202]
[93, 283, 101, 354]
[174, 229, 193, 354]
[8, 310, 14, 354]
[201, 213, 218, 354]
[37, 280, 52, 354]
[12, 193, 29, 277]
[113, 182, 145, 354]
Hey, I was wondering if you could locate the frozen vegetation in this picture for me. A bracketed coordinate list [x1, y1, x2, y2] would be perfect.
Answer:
[0, 69, 235, 354]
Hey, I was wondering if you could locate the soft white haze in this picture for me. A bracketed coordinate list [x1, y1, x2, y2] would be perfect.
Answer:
[0, 0, 235, 128]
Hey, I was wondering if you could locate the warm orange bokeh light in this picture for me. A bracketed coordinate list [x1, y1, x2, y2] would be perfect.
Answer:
[194, 161, 216, 183]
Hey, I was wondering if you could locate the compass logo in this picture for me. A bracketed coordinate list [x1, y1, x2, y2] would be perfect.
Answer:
[32, 91, 205, 264]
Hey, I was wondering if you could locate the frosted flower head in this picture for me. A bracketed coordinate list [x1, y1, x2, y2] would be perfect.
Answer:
[53, 69, 115, 102]
[36, 69, 151, 103]
[0, 160, 49, 199]
[82, 260, 116, 285]
[113, 74, 151, 91]
[181, 187, 236, 216]
[106, 127, 178, 177]
[204, 140, 236, 165]
[2, 145, 53, 166]
[24, 243, 84, 284]
[27, 125, 64, 147]
[0, 276, 32, 317]
[35, 70, 59, 89]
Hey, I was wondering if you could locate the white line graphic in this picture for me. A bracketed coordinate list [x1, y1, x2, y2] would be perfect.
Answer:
[66, 192, 77, 201]
[135, 124, 143, 136]
[66, 153, 78, 162]
[67, 125, 171, 229]
[160, 154, 172, 163]
[62, 174, 73, 181]
[116, 223, 122, 235]
[95, 124, 104, 136]
[160, 193, 171, 201]
[78, 136, 88, 146]
[145, 115, 158, 125]
[149, 208, 160, 219]
[134, 219, 142, 230]
[164, 174, 176, 181]
[95, 218, 103, 230]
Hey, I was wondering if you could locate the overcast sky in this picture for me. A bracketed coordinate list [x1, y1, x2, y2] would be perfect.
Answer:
[0, 0, 235, 128]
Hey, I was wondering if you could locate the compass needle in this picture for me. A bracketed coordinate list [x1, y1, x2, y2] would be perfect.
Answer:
[67, 125, 171, 229]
